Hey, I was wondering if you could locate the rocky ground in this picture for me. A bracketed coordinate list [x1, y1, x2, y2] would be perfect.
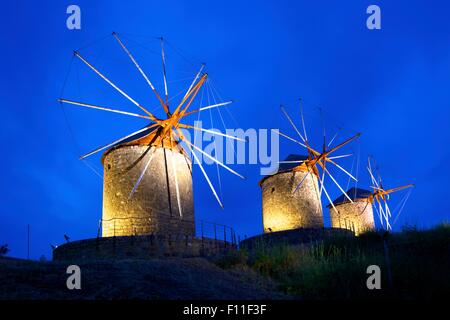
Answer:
[0, 257, 289, 300]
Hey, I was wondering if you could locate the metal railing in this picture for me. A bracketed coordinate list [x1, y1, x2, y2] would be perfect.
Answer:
[97, 215, 237, 246]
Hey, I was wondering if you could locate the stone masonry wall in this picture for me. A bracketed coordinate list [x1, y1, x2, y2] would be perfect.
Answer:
[330, 200, 375, 235]
[102, 145, 194, 237]
[261, 171, 323, 232]
[53, 235, 235, 261]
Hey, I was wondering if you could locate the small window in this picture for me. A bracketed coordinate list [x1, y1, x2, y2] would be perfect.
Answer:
[107, 164, 111, 170]
[271, 187, 275, 193]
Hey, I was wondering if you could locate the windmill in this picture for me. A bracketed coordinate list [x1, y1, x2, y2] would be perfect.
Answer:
[58, 32, 244, 237]
[366, 156, 414, 231]
[259, 100, 360, 233]
[274, 100, 361, 215]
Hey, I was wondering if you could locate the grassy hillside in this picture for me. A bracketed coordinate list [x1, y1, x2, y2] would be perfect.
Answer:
[1, 224, 448, 300]
[213, 223, 450, 299]
[0, 257, 287, 300]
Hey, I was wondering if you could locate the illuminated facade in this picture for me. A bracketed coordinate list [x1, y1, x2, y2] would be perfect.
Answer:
[259, 155, 324, 233]
[328, 187, 375, 235]
[102, 141, 194, 237]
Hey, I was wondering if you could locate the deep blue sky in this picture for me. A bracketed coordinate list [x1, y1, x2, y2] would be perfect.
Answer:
[1, 0, 449, 259]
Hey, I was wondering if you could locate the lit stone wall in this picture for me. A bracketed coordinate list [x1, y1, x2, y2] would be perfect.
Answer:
[329, 200, 375, 235]
[102, 145, 194, 237]
[261, 171, 323, 233]
[53, 235, 236, 261]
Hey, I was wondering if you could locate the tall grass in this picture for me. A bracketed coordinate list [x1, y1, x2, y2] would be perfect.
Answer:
[214, 223, 450, 299]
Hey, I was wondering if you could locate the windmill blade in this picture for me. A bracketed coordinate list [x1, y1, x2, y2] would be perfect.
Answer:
[271, 129, 320, 156]
[175, 74, 208, 116]
[320, 163, 354, 203]
[183, 64, 205, 100]
[318, 107, 327, 152]
[280, 105, 306, 142]
[370, 156, 384, 189]
[318, 164, 326, 198]
[384, 201, 392, 230]
[327, 133, 361, 155]
[385, 201, 392, 218]
[299, 99, 308, 142]
[112, 32, 168, 114]
[180, 133, 224, 208]
[327, 128, 342, 148]
[279, 160, 305, 164]
[373, 199, 384, 228]
[182, 137, 245, 179]
[378, 199, 390, 230]
[367, 157, 380, 188]
[293, 166, 314, 194]
[170, 149, 183, 217]
[272, 129, 308, 149]
[178, 124, 245, 142]
[74, 51, 158, 121]
[383, 184, 415, 195]
[160, 37, 169, 107]
[328, 154, 353, 160]
[58, 99, 151, 120]
[326, 158, 358, 181]
[129, 147, 156, 198]
[320, 180, 339, 215]
[183, 101, 233, 116]
[80, 125, 156, 160]
[392, 188, 413, 225]
[378, 199, 388, 229]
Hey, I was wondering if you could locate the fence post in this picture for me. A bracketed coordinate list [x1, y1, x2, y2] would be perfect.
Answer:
[201, 221, 204, 252]
[97, 219, 102, 238]
[224, 226, 227, 248]
[113, 220, 116, 257]
[214, 223, 217, 248]
[201, 220, 204, 240]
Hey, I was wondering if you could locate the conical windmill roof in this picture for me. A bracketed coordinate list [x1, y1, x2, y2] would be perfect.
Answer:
[101, 126, 183, 164]
[259, 154, 310, 186]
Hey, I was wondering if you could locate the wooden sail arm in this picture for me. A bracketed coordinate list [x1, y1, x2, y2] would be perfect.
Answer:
[58, 99, 153, 120]
[174, 128, 224, 208]
[324, 157, 358, 181]
[177, 123, 245, 141]
[379, 184, 414, 196]
[74, 51, 159, 122]
[182, 101, 233, 117]
[305, 141, 320, 158]
[172, 74, 208, 116]
[327, 132, 361, 156]
[112, 32, 169, 116]
[178, 75, 207, 117]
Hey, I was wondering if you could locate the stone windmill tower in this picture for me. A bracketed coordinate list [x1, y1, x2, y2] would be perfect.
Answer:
[328, 157, 414, 235]
[260, 154, 323, 232]
[328, 187, 375, 235]
[265, 103, 360, 233]
[101, 133, 194, 237]
[58, 33, 244, 238]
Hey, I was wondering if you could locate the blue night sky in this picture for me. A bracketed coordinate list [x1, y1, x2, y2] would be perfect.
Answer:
[1, 0, 450, 259]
